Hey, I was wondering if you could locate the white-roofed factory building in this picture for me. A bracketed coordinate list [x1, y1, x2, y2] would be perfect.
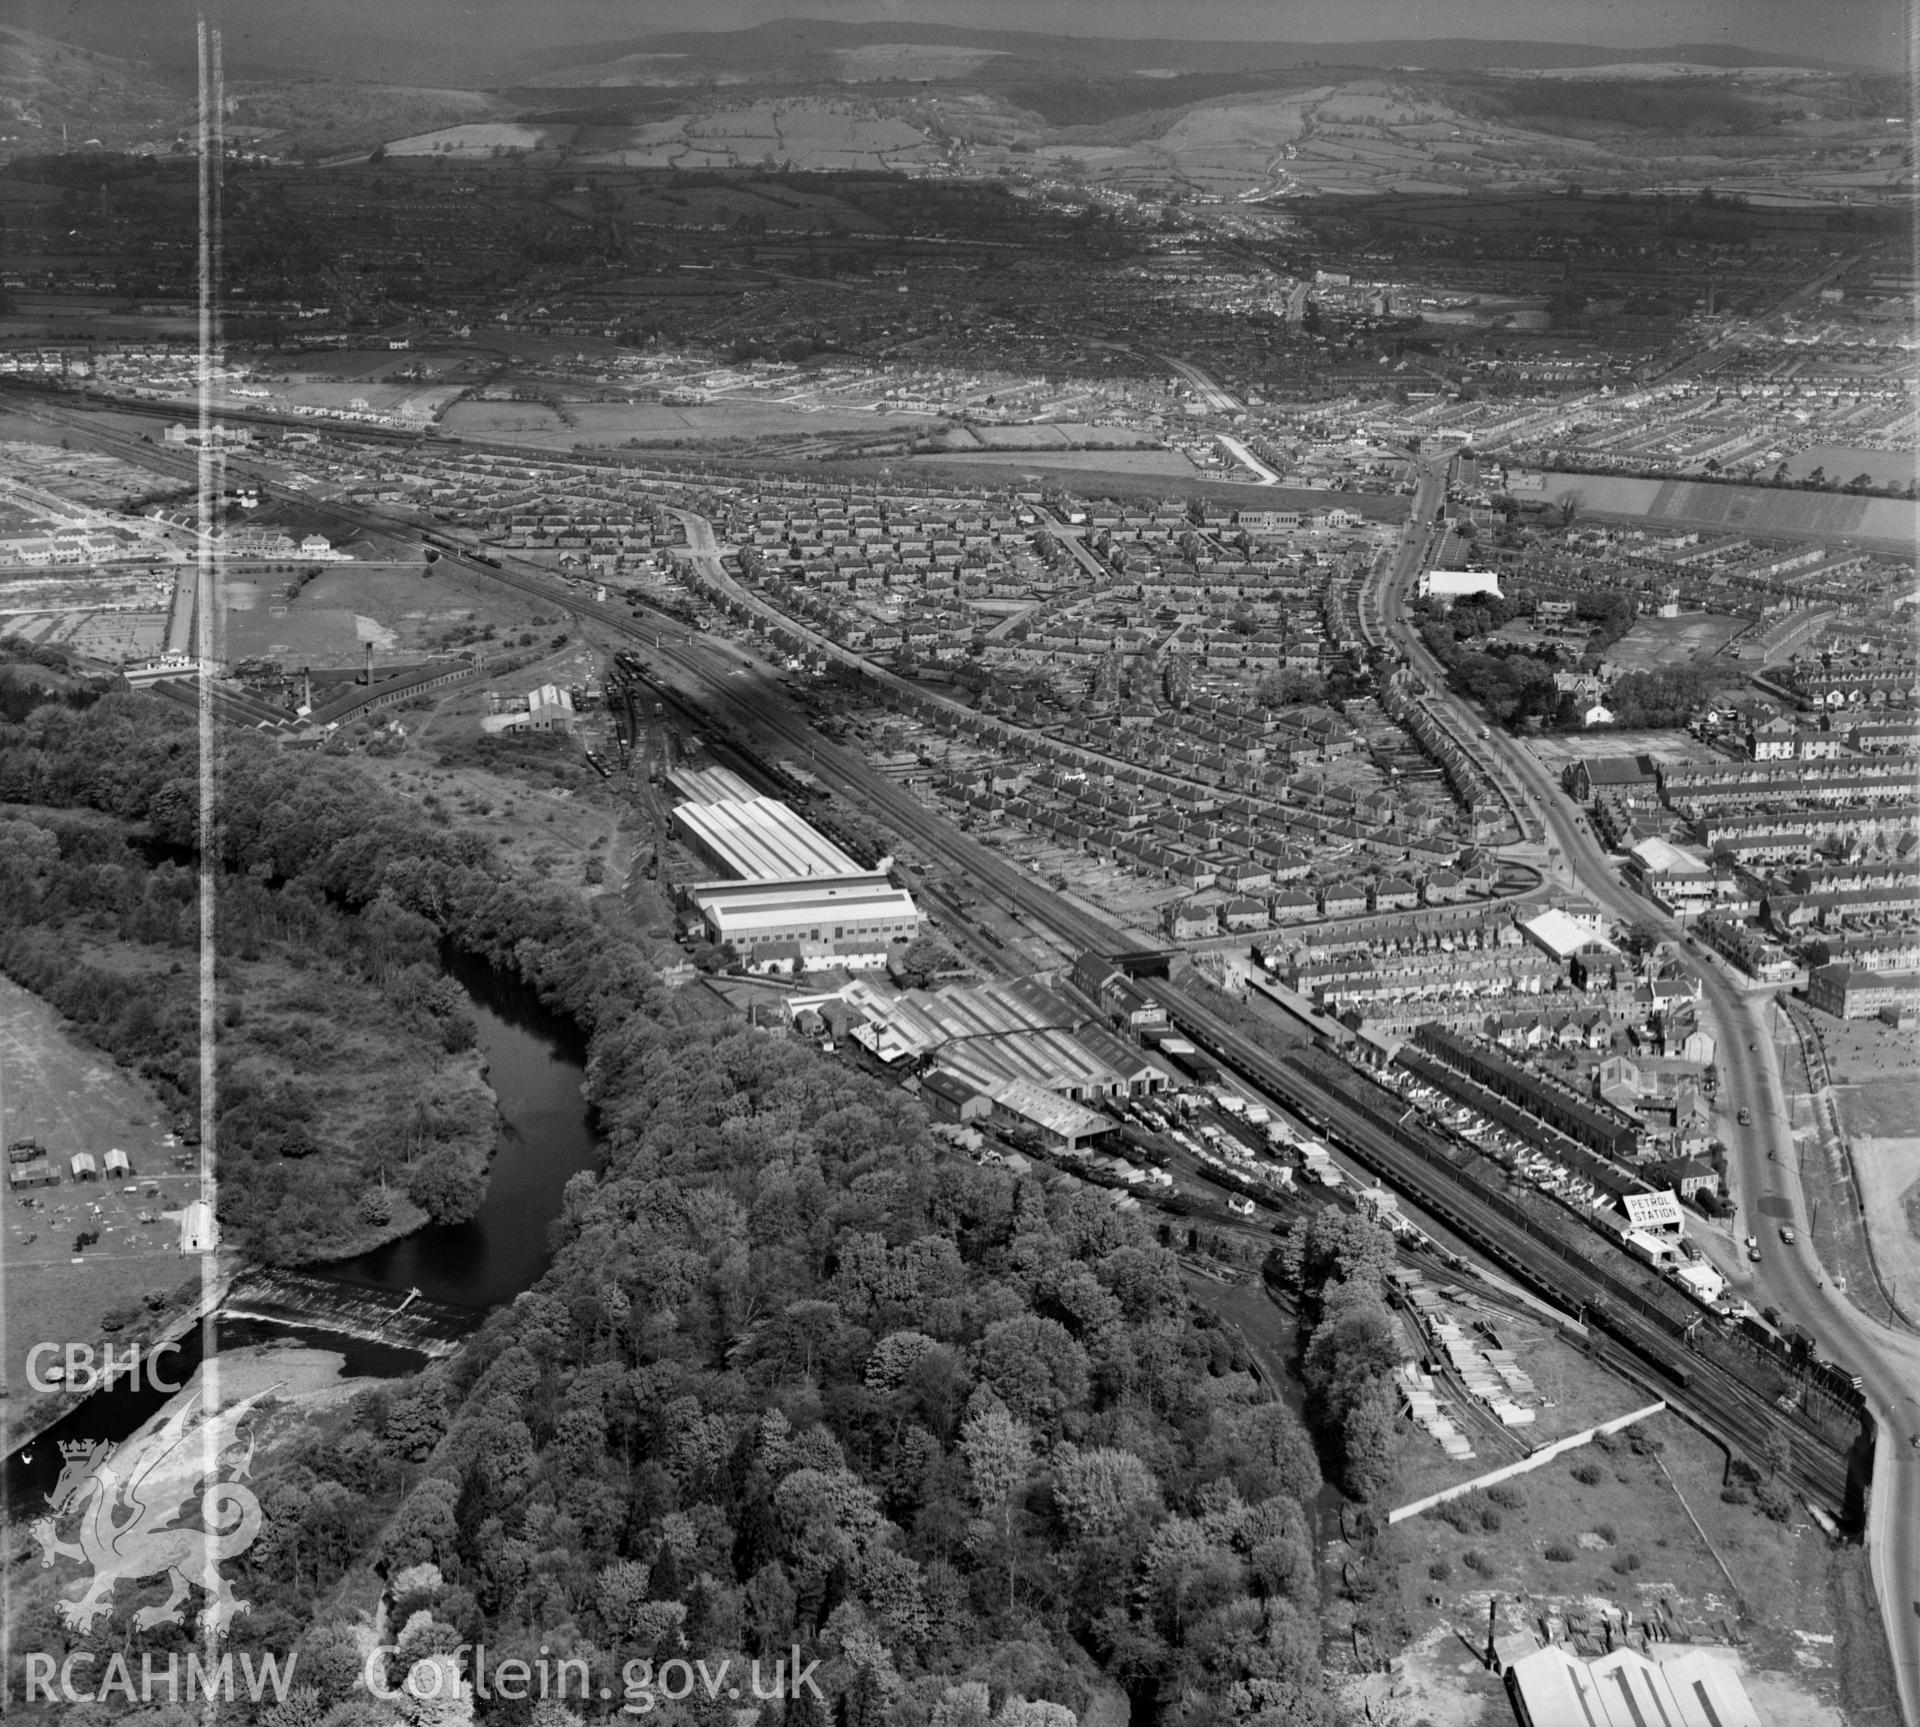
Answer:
[1417, 568, 1504, 602]
[669, 772, 921, 972]
[1503, 1641, 1760, 1727]
[672, 795, 863, 882]
[694, 876, 921, 972]
[1627, 836, 1725, 920]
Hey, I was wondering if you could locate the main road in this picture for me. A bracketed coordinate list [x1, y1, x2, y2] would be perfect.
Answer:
[1371, 456, 1920, 1724]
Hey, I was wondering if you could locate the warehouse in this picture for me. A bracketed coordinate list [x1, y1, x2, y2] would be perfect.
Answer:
[1504, 1643, 1759, 1727]
[672, 795, 862, 881]
[694, 877, 920, 963]
[1626, 836, 1719, 919]
[843, 976, 1174, 1101]
[986, 1078, 1112, 1154]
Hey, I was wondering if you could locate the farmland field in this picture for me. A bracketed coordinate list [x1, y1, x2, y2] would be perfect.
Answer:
[945, 423, 1165, 450]
[907, 447, 1202, 478]
[1532, 472, 1920, 549]
[442, 397, 938, 447]
[384, 121, 571, 155]
[577, 99, 941, 171]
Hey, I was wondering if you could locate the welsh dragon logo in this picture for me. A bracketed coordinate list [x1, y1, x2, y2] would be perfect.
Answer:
[29, 1388, 272, 1638]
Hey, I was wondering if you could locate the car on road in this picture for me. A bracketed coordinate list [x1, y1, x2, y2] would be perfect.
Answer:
[1747, 1241, 1762, 1263]
[1738, 1107, 1752, 1126]
[1745, 1235, 1758, 1253]
[1779, 1224, 1797, 1245]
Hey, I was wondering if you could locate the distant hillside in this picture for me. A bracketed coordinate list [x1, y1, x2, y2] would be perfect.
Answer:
[523, 20, 1860, 84]
[0, 26, 192, 149]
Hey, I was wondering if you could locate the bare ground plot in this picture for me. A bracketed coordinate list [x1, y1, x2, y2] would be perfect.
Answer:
[339, 640, 646, 906]
[1772, 1007, 1899, 1324]
[1604, 613, 1749, 673]
[0, 975, 209, 1442]
[1849, 1136, 1920, 1319]
[1820, 1019, 1920, 1323]
[1524, 728, 1716, 771]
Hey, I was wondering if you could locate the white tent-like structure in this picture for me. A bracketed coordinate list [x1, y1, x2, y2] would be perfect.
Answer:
[179, 1200, 217, 1255]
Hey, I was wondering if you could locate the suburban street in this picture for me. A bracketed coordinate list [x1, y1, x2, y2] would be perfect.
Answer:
[1370, 461, 1920, 1725]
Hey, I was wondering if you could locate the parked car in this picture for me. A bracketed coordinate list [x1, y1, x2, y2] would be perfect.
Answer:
[1779, 1225, 1797, 1245]
[1738, 1107, 1752, 1126]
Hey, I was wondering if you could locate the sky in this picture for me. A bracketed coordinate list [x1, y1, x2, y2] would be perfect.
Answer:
[15, 0, 1909, 81]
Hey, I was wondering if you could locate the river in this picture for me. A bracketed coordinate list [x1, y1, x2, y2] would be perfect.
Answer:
[318, 954, 598, 1310]
[2, 960, 597, 1511]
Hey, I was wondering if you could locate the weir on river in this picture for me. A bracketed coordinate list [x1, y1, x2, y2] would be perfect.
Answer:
[4, 959, 597, 1513]
[220, 1270, 478, 1356]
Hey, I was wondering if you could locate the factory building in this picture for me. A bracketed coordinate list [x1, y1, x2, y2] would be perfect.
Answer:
[842, 975, 1176, 1102]
[668, 768, 922, 969]
[672, 795, 863, 882]
[692, 876, 921, 968]
[985, 1078, 1113, 1154]
[1504, 1643, 1759, 1727]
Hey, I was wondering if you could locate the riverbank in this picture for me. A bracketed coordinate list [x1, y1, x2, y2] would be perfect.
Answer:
[0, 1263, 239, 1459]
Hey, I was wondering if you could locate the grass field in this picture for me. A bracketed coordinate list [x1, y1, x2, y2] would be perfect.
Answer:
[1605, 612, 1748, 673]
[440, 398, 937, 448]
[1535, 471, 1920, 551]
[1810, 1015, 1920, 1321]
[1783, 446, 1918, 490]
[909, 447, 1202, 477]
[1391, 1319, 1855, 1722]
[217, 560, 552, 670]
[888, 455, 1412, 517]
[0, 974, 208, 1441]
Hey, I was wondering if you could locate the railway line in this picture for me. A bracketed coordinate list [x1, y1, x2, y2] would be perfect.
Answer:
[20, 401, 1872, 1528]
[436, 543, 1866, 1520]
[1152, 981, 1865, 1521]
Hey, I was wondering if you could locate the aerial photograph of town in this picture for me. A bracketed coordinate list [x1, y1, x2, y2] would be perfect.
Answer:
[0, 0, 1913, 1721]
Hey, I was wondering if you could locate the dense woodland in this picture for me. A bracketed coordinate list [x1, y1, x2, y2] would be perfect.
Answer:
[0, 677, 499, 1262]
[0, 669, 1407, 1726]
